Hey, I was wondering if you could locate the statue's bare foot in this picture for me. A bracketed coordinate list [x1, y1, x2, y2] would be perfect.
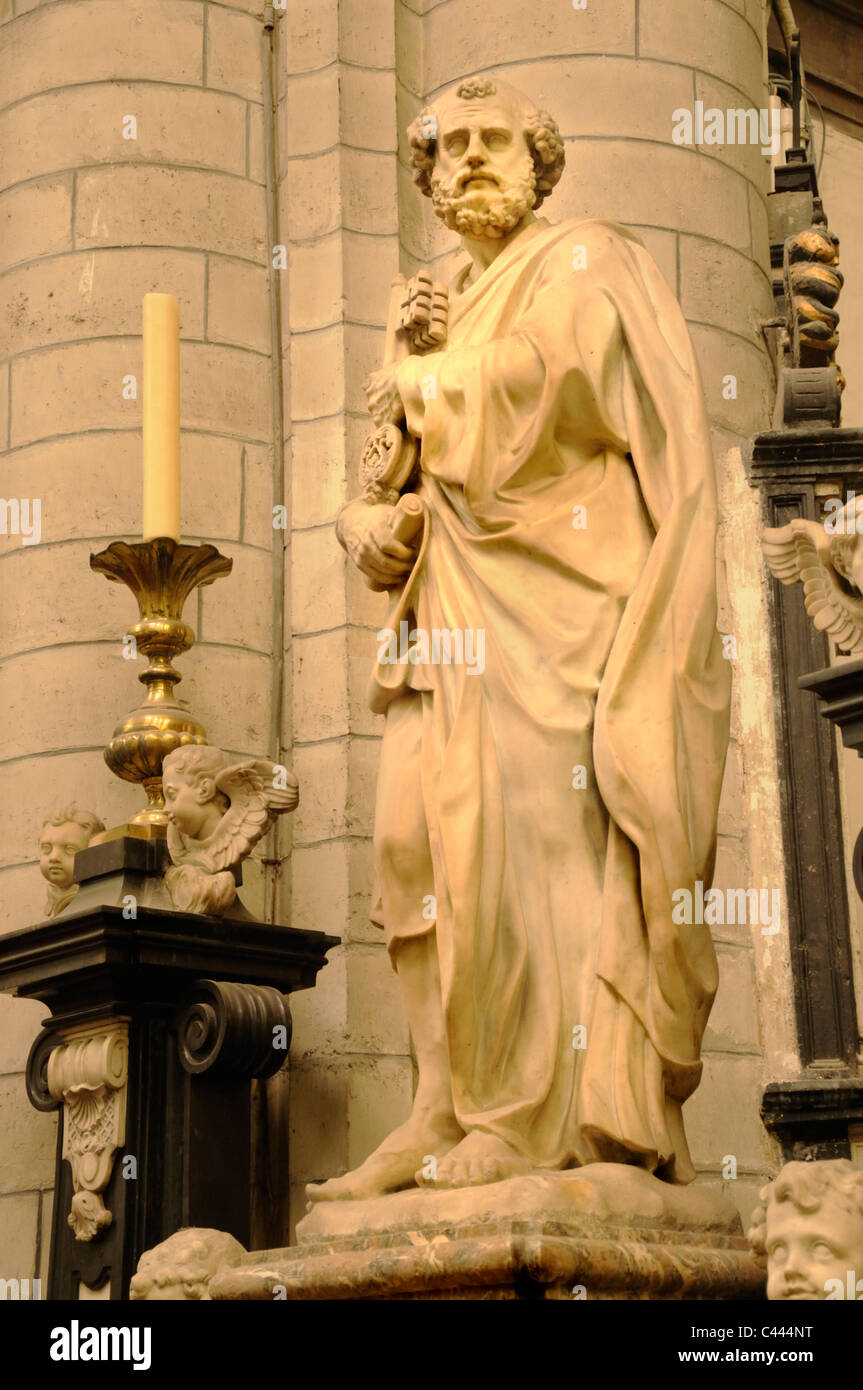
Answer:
[306, 1115, 463, 1205]
[420, 1130, 531, 1188]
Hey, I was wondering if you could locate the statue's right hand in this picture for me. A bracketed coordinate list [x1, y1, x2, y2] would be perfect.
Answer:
[338, 501, 418, 588]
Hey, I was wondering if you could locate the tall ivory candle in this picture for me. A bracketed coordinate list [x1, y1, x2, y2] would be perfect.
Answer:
[142, 293, 181, 542]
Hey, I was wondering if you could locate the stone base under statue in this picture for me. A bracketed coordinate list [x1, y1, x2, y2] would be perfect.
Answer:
[209, 1164, 764, 1301]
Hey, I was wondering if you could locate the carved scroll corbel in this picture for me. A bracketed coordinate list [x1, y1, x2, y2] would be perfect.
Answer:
[46, 1021, 129, 1242]
[176, 980, 291, 1079]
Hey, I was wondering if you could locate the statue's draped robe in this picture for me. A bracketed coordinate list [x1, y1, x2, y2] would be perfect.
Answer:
[368, 217, 730, 1181]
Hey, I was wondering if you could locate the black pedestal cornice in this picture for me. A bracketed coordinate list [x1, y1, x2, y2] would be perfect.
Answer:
[762, 1077, 863, 1163]
[0, 901, 336, 1031]
[799, 657, 863, 755]
[747, 425, 863, 485]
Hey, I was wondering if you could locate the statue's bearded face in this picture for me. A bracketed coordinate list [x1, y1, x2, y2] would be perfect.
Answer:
[430, 102, 537, 239]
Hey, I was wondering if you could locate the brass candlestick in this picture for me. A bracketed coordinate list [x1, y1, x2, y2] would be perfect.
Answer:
[90, 538, 233, 833]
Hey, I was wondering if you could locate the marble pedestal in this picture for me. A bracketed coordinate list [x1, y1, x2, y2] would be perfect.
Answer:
[210, 1164, 765, 1301]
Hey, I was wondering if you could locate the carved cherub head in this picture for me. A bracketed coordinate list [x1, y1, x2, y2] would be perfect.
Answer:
[162, 745, 299, 915]
[162, 745, 231, 842]
[748, 1160, 863, 1300]
[38, 807, 105, 919]
[130, 1227, 246, 1301]
[825, 495, 863, 595]
[407, 76, 565, 239]
[39, 806, 105, 890]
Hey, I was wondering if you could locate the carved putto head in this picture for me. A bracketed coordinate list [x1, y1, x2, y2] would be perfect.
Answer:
[38, 805, 105, 891]
[162, 745, 230, 840]
[407, 77, 565, 238]
[130, 1227, 246, 1301]
[748, 1159, 863, 1300]
[826, 495, 863, 594]
[162, 745, 299, 915]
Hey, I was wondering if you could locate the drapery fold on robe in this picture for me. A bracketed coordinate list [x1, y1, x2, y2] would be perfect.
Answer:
[367, 217, 730, 1181]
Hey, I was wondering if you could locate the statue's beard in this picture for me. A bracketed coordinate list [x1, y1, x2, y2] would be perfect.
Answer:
[430, 163, 537, 238]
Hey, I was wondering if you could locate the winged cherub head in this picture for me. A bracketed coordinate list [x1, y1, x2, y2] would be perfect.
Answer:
[163, 745, 230, 842]
[825, 495, 863, 595]
[162, 746, 299, 914]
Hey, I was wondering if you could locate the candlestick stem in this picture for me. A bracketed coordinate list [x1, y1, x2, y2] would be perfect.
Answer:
[90, 538, 232, 830]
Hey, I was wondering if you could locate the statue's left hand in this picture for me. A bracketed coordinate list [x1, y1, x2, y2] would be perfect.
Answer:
[364, 364, 405, 428]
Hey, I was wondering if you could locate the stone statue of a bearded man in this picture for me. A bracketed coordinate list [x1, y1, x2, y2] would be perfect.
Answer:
[319, 76, 730, 1202]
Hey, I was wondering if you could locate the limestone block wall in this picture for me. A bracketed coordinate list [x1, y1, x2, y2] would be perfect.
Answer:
[0, 0, 282, 1278]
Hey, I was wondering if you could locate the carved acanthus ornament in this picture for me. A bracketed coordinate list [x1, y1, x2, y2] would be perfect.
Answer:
[47, 1022, 129, 1242]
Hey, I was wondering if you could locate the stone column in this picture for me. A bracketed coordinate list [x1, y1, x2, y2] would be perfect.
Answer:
[0, 0, 281, 1276]
[280, 0, 414, 1236]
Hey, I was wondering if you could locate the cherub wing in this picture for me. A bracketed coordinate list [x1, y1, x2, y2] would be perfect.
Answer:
[762, 518, 863, 652]
[762, 518, 823, 584]
[204, 760, 299, 872]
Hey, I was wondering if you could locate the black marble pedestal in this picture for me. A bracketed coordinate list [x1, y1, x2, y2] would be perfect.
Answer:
[0, 838, 338, 1300]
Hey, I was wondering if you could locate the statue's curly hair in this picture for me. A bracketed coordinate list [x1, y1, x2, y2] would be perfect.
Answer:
[129, 1228, 245, 1301]
[407, 78, 565, 209]
[162, 745, 230, 810]
[827, 496, 863, 588]
[39, 805, 105, 844]
[163, 744, 226, 785]
[747, 1160, 863, 1260]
